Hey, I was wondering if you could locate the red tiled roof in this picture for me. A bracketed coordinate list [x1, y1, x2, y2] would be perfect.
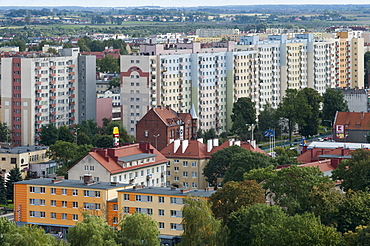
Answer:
[209, 140, 269, 156]
[160, 140, 209, 159]
[152, 106, 191, 126]
[298, 159, 335, 173]
[72, 143, 168, 174]
[335, 112, 370, 130]
[298, 147, 354, 163]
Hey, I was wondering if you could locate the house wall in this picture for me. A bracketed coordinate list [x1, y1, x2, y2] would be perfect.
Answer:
[68, 155, 111, 182]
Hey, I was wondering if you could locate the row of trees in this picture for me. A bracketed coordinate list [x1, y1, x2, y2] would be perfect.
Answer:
[0, 168, 22, 205]
[231, 87, 348, 141]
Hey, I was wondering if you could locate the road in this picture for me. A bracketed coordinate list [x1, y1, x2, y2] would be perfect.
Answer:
[0, 212, 14, 221]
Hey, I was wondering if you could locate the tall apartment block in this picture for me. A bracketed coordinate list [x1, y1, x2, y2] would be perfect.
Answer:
[0, 48, 96, 146]
[120, 31, 364, 136]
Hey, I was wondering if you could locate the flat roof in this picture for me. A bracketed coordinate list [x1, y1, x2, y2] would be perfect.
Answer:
[118, 153, 156, 163]
[318, 154, 352, 159]
[0, 145, 48, 154]
[16, 178, 132, 190]
[308, 141, 370, 150]
[118, 187, 215, 198]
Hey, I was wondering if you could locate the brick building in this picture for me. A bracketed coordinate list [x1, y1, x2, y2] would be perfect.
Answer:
[136, 106, 197, 151]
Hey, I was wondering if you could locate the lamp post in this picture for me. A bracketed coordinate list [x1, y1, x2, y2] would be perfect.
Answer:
[153, 134, 160, 150]
[246, 124, 255, 142]
[323, 120, 333, 140]
[74, 127, 80, 144]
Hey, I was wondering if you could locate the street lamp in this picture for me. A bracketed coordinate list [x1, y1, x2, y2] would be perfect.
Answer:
[153, 134, 160, 150]
[324, 120, 333, 139]
[246, 124, 255, 142]
[74, 127, 80, 144]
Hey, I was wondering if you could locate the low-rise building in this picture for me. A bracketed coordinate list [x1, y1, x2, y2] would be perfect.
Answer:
[334, 111, 370, 142]
[68, 143, 168, 187]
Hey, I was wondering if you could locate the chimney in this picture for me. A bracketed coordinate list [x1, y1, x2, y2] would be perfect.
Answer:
[83, 174, 93, 185]
[182, 140, 189, 153]
[207, 139, 213, 153]
[251, 140, 256, 149]
[213, 139, 219, 147]
[302, 145, 308, 153]
[170, 139, 174, 144]
[52, 176, 64, 184]
[174, 139, 181, 153]
[234, 140, 241, 146]
[229, 139, 234, 146]
[361, 111, 364, 120]
[139, 142, 150, 152]
[197, 138, 203, 144]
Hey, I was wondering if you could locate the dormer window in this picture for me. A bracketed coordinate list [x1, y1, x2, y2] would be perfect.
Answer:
[356, 124, 360, 128]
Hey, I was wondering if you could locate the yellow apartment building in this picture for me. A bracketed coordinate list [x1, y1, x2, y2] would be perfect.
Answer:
[117, 186, 215, 245]
[14, 175, 133, 237]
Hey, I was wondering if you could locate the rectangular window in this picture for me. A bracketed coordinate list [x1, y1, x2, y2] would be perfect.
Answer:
[51, 212, 56, 219]
[40, 212, 45, 218]
[30, 199, 35, 205]
[192, 182, 197, 188]
[136, 195, 142, 202]
[51, 188, 56, 194]
[158, 196, 164, 203]
[183, 172, 188, 177]
[73, 214, 78, 221]
[84, 190, 89, 197]
[192, 172, 197, 178]
[40, 199, 45, 206]
[95, 203, 101, 210]
[90, 166, 94, 171]
[147, 196, 153, 202]
[30, 187, 36, 193]
[62, 213, 67, 220]
[95, 191, 100, 198]
[40, 187, 45, 194]
[147, 209, 153, 215]
[113, 204, 118, 211]
[124, 207, 129, 214]
[30, 211, 36, 217]
[170, 197, 183, 204]
[62, 201, 67, 208]
[84, 165, 88, 171]
[159, 222, 164, 229]
[51, 200, 56, 207]
[72, 189, 78, 196]
[113, 217, 118, 224]
[183, 161, 188, 167]
[124, 194, 130, 201]
[73, 202, 78, 208]
[62, 189, 67, 195]
[159, 209, 164, 216]
[136, 208, 142, 213]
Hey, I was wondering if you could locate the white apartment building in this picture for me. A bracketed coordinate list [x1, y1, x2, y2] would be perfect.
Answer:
[120, 32, 364, 136]
[0, 48, 96, 146]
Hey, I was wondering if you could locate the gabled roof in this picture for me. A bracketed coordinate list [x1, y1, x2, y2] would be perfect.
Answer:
[335, 112, 370, 130]
[160, 140, 209, 159]
[70, 143, 168, 175]
[151, 106, 192, 126]
[209, 140, 269, 156]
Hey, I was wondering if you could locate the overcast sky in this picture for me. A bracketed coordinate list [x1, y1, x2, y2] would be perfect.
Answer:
[2, 0, 370, 7]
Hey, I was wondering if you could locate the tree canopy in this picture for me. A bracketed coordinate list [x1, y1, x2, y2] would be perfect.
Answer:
[0, 122, 11, 143]
[6, 167, 22, 202]
[230, 97, 256, 138]
[322, 88, 348, 126]
[39, 124, 58, 146]
[297, 88, 322, 137]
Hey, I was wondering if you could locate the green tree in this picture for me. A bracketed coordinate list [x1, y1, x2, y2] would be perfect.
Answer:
[244, 165, 332, 215]
[298, 88, 322, 137]
[274, 147, 299, 165]
[227, 204, 344, 246]
[47, 141, 93, 169]
[0, 122, 11, 143]
[223, 151, 274, 183]
[258, 103, 279, 134]
[77, 132, 91, 146]
[203, 145, 246, 188]
[97, 55, 119, 73]
[180, 196, 226, 246]
[94, 135, 114, 148]
[344, 225, 370, 246]
[109, 77, 120, 89]
[230, 97, 256, 138]
[39, 124, 58, 146]
[332, 149, 370, 192]
[118, 213, 160, 246]
[58, 125, 74, 143]
[0, 175, 7, 205]
[67, 213, 118, 246]
[322, 88, 348, 127]
[76, 119, 101, 140]
[6, 167, 22, 202]
[104, 120, 134, 143]
[210, 180, 265, 221]
[277, 89, 310, 141]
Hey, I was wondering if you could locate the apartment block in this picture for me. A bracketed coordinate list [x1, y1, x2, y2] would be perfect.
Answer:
[0, 48, 96, 146]
[120, 32, 364, 135]
[14, 176, 133, 237]
[68, 143, 168, 187]
[116, 186, 215, 245]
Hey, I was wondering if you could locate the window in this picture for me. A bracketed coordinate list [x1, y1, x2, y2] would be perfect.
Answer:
[147, 196, 153, 202]
[136, 208, 142, 213]
[159, 209, 164, 216]
[174, 160, 179, 163]
[51, 212, 56, 219]
[73, 202, 78, 208]
[124, 194, 130, 201]
[96, 203, 101, 210]
[72, 189, 78, 196]
[40, 199, 45, 206]
[158, 196, 164, 203]
[159, 222, 164, 229]
[51, 188, 56, 194]
[113, 217, 118, 224]
[90, 166, 94, 171]
[95, 191, 100, 198]
[62, 201, 67, 208]
[170, 197, 183, 204]
[10, 158, 16, 164]
[124, 207, 129, 214]
[62, 213, 67, 220]
[51, 200, 56, 207]
[29, 199, 35, 205]
[147, 209, 153, 215]
[73, 214, 78, 221]
[40, 212, 45, 218]
[192, 162, 197, 167]
[183, 171, 188, 177]
[174, 167, 179, 172]
[40, 187, 45, 194]
[30, 211, 36, 217]
[174, 176, 179, 181]
[113, 204, 118, 211]
[84, 190, 89, 197]
[30, 187, 36, 193]
[62, 189, 67, 195]
[183, 161, 188, 167]
[192, 172, 197, 178]
[192, 182, 197, 188]
[84, 165, 88, 171]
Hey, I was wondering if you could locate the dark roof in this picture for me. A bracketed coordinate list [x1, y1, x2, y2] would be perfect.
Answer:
[16, 178, 132, 190]
[0, 145, 48, 154]
[118, 153, 156, 162]
[318, 154, 352, 159]
[118, 187, 215, 198]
